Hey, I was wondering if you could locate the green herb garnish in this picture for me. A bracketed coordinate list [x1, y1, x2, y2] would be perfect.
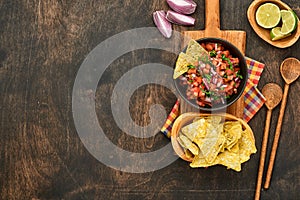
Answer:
[209, 50, 217, 57]
[204, 74, 212, 81]
[204, 90, 211, 96]
[236, 70, 243, 79]
[212, 95, 219, 101]
[221, 54, 233, 70]
[188, 65, 195, 69]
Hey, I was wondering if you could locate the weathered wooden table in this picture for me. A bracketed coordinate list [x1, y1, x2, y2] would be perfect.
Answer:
[0, 0, 299, 199]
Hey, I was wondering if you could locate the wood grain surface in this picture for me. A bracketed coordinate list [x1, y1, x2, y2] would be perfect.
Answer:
[0, 0, 299, 199]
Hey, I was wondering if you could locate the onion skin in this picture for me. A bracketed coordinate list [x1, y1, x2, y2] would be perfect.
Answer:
[166, 10, 195, 26]
[166, 0, 197, 15]
[153, 11, 172, 38]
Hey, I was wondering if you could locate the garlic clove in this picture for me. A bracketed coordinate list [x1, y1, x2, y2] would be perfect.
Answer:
[153, 11, 173, 38]
[166, 0, 197, 15]
[166, 10, 195, 26]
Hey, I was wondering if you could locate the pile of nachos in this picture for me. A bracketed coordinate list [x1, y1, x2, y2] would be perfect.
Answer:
[177, 116, 257, 172]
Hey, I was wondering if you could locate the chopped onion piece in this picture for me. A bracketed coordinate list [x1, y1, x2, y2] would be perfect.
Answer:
[166, 10, 195, 26]
[221, 97, 225, 104]
[217, 80, 223, 88]
[205, 96, 212, 103]
[166, 0, 197, 15]
[203, 78, 210, 90]
[211, 67, 217, 75]
[153, 11, 172, 38]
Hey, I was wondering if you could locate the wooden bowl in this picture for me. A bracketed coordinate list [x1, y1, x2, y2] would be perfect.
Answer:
[247, 0, 300, 48]
[171, 112, 255, 162]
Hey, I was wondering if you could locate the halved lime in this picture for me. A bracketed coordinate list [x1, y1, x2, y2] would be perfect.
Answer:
[280, 10, 298, 35]
[255, 3, 281, 29]
[270, 27, 291, 41]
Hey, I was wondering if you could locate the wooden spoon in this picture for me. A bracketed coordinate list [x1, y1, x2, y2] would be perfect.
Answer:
[247, 0, 300, 48]
[255, 83, 282, 200]
[264, 58, 300, 189]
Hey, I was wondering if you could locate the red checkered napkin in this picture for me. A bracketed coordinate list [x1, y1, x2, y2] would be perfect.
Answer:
[243, 57, 266, 121]
[161, 57, 266, 138]
[246, 56, 265, 86]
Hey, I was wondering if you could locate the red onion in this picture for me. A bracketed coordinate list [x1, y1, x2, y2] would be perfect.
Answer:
[214, 43, 218, 50]
[204, 96, 212, 103]
[166, 10, 195, 26]
[166, 0, 197, 15]
[211, 67, 217, 75]
[202, 78, 210, 90]
[153, 11, 172, 38]
[212, 76, 218, 84]
[199, 63, 206, 69]
[220, 96, 225, 104]
[216, 80, 223, 88]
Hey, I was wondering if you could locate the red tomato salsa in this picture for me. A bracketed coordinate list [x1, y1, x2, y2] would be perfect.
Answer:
[178, 42, 243, 107]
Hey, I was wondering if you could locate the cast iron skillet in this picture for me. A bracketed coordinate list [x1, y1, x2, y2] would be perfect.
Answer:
[174, 38, 248, 112]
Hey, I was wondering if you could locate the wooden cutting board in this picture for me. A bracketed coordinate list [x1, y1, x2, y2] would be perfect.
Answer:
[180, 0, 246, 118]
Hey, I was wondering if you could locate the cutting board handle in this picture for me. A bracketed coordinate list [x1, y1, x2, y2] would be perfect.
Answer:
[205, 0, 221, 35]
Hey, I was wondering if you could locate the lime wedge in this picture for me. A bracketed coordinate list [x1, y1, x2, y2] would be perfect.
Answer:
[270, 27, 291, 41]
[255, 3, 281, 29]
[280, 10, 298, 35]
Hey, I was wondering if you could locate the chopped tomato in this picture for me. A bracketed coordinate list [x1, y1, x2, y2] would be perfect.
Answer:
[195, 77, 202, 84]
[187, 68, 197, 74]
[226, 69, 234, 76]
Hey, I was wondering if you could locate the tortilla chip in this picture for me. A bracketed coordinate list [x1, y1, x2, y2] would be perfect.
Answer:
[239, 129, 257, 163]
[191, 144, 241, 171]
[177, 134, 199, 156]
[186, 39, 209, 62]
[217, 150, 241, 172]
[190, 151, 219, 168]
[200, 124, 225, 163]
[184, 148, 195, 160]
[181, 118, 206, 140]
[223, 121, 243, 150]
[228, 142, 240, 154]
[173, 39, 211, 79]
[182, 117, 211, 150]
[173, 52, 197, 79]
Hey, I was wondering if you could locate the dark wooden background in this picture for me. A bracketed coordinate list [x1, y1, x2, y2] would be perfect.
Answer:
[0, 0, 299, 199]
